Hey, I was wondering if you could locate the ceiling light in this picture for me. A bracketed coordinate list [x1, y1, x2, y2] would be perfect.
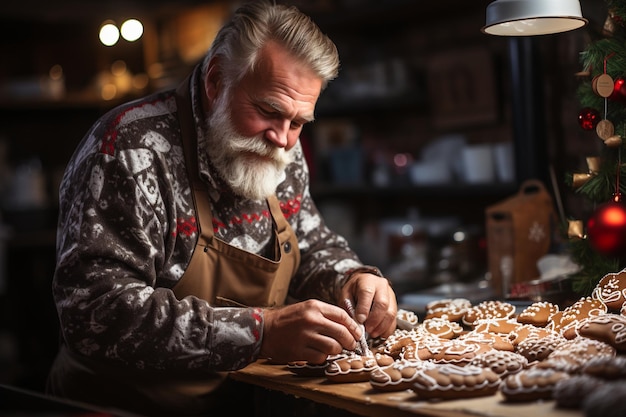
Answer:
[482, 0, 588, 36]
[99, 21, 120, 46]
[120, 19, 143, 42]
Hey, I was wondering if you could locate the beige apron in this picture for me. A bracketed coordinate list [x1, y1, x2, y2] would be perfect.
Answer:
[46, 75, 300, 416]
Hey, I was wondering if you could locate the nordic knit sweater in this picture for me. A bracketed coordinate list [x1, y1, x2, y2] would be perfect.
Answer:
[52, 66, 365, 374]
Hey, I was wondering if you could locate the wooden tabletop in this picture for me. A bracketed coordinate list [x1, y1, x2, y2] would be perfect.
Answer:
[231, 360, 583, 417]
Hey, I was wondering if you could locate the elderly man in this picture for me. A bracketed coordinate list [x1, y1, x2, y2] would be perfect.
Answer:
[46, 1, 397, 415]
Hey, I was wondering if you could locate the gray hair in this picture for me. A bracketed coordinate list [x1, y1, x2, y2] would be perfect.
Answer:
[201, 0, 339, 91]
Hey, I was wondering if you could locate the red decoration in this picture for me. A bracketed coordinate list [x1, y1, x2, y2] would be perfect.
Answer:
[578, 107, 600, 130]
[586, 199, 626, 257]
[610, 76, 626, 102]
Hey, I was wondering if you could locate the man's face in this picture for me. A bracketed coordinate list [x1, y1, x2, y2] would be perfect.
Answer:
[205, 41, 322, 200]
[205, 89, 295, 201]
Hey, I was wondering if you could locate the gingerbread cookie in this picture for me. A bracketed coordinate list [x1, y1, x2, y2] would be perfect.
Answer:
[517, 301, 559, 327]
[400, 334, 446, 361]
[369, 359, 436, 392]
[582, 355, 626, 379]
[537, 337, 616, 373]
[425, 298, 471, 322]
[396, 309, 420, 330]
[468, 350, 528, 377]
[459, 331, 515, 352]
[582, 382, 626, 417]
[548, 296, 607, 336]
[500, 367, 570, 402]
[325, 353, 392, 383]
[593, 268, 626, 312]
[421, 317, 463, 339]
[553, 374, 605, 409]
[515, 333, 564, 363]
[577, 313, 626, 352]
[287, 360, 329, 377]
[424, 339, 494, 366]
[472, 317, 522, 335]
[462, 300, 516, 328]
[508, 324, 559, 346]
[380, 329, 422, 359]
[411, 363, 501, 400]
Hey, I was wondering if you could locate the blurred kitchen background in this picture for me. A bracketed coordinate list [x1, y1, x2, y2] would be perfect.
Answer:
[0, 0, 608, 393]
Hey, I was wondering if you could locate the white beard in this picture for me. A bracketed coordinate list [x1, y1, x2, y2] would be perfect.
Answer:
[205, 93, 294, 201]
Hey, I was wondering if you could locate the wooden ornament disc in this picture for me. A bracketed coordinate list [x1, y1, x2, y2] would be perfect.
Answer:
[596, 119, 615, 140]
[595, 73, 615, 97]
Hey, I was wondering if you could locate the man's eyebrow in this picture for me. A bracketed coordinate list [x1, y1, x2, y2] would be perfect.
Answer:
[261, 99, 315, 123]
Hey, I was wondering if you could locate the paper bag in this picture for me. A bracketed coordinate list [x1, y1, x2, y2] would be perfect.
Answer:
[485, 180, 557, 298]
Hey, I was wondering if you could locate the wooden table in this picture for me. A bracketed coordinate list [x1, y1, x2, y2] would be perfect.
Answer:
[231, 360, 584, 417]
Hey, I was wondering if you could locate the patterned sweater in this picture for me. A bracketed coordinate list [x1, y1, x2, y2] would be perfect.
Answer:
[52, 66, 364, 374]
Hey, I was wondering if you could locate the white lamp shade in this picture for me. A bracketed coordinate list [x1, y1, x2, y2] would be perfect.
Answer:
[482, 0, 588, 36]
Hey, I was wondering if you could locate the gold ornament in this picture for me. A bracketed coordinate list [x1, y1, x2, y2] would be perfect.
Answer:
[603, 9, 617, 36]
[568, 220, 585, 239]
[572, 157, 601, 189]
[604, 134, 623, 147]
[573, 173, 592, 188]
[586, 156, 601, 173]
[575, 69, 591, 78]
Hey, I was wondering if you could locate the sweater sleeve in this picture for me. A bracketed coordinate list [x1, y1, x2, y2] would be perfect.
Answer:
[53, 117, 263, 374]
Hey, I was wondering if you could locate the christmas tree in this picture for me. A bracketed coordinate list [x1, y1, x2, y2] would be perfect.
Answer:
[569, 0, 626, 295]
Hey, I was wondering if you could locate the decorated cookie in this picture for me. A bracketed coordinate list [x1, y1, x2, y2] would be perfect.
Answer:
[515, 333, 565, 363]
[379, 329, 422, 359]
[548, 296, 607, 336]
[459, 330, 515, 352]
[287, 360, 330, 377]
[396, 309, 420, 330]
[411, 363, 501, 400]
[582, 382, 626, 417]
[537, 337, 616, 373]
[517, 301, 559, 327]
[472, 317, 522, 335]
[507, 324, 560, 346]
[425, 298, 472, 322]
[423, 339, 494, 366]
[582, 355, 626, 380]
[369, 359, 436, 392]
[325, 352, 392, 383]
[577, 313, 626, 351]
[400, 334, 446, 361]
[468, 350, 528, 377]
[421, 317, 463, 339]
[286, 353, 349, 377]
[500, 367, 570, 402]
[553, 374, 605, 409]
[462, 300, 516, 327]
[593, 268, 626, 312]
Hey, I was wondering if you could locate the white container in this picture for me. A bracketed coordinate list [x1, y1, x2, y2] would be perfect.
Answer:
[461, 144, 495, 184]
[492, 141, 515, 183]
[409, 160, 451, 185]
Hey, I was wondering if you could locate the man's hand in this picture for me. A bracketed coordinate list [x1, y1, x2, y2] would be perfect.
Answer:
[259, 299, 362, 364]
[339, 272, 397, 338]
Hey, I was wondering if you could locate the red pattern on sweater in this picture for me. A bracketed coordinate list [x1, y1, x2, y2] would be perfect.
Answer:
[212, 195, 303, 234]
[174, 217, 197, 237]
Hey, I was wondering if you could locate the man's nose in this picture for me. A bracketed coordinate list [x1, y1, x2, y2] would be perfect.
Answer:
[265, 119, 290, 148]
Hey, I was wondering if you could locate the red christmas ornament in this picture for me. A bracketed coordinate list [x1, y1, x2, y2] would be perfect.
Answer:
[578, 107, 600, 131]
[586, 200, 626, 257]
[610, 76, 626, 102]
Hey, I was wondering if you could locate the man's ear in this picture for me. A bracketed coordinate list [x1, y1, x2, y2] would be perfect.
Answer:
[204, 56, 222, 109]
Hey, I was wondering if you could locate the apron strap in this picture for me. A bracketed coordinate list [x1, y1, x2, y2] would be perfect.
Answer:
[175, 75, 213, 245]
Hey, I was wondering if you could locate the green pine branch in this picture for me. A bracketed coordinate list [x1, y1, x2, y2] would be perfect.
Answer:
[566, 0, 626, 293]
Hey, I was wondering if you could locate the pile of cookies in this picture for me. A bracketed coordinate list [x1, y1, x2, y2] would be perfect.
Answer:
[286, 268, 626, 415]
